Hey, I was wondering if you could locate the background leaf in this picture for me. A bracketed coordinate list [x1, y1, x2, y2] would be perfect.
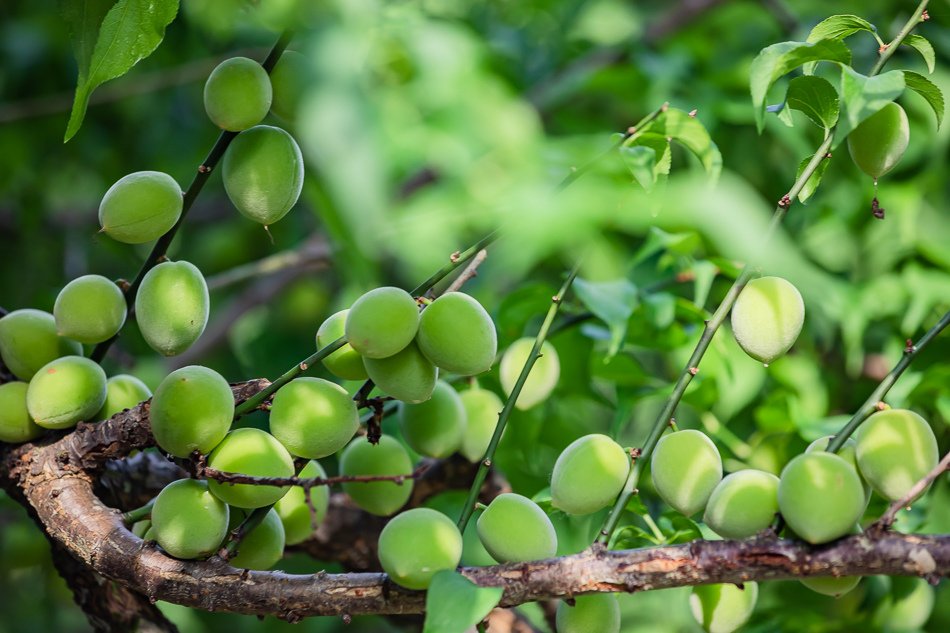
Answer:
[573, 277, 639, 360]
[834, 67, 905, 145]
[422, 571, 503, 633]
[903, 70, 945, 128]
[902, 34, 935, 74]
[639, 108, 722, 179]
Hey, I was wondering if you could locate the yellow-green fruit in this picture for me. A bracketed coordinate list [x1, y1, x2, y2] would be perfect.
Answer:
[270, 50, 307, 122]
[500, 338, 559, 410]
[345, 287, 419, 359]
[98, 171, 183, 244]
[422, 491, 496, 567]
[151, 479, 229, 560]
[703, 470, 779, 539]
[730, 276, 804, 365]
[778, 452, 865, 544]
[269, 377, 359, 459]
[651, 430, 722, 517]
[0, 309, 82, 380]
[204, 57, 272, 132]
[551, 434, 630, 515]
[26, 356, 107, 430]
[690, 582, 758, 633]
[53, 275, 126, 344]
[227, 508, 285, 570]
[459, 387, 503, 462]
[416, 292, 497, 375]
[847, 102, 910, 179]
[0, 382, 44, 443]
[95, 374, 152, 421]
[398, 380, 466, 458]
[150, 365, 234, 458]
[855, 409, 938, 502]
[477, 493, 557, 563]
[339, 435, 413, 516]
[878, 577, 935, 631]
[800, 575, 861, 598]
[222, 125, 303, 225]
[316, 310, 367, 381]
[130, 519, 151, 539]
[377, 508, 462, 590]
[207, 428, 295, 508]
[363, 341, 438, 404]
[135, 260, 209, 357]
[805, 435, 871, 504]
[274, 460, 329, 545]
[555, 594, 621, 633]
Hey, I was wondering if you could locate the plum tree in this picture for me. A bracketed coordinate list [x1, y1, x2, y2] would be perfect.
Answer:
[854, 408, 938, 502]
[690, 582, 758, 633]
[0, 382, 44, 443]
[458, 386, 503, 462]
[416, 292, 497, 375]
[398, 380, 467, 458]
[204, 57, 272, 132]
[26, 356, 107, 430]
[702, 470, 779, 539]
[555, 594, 621, 633]
[730, 276, 804, 365]
[315, 310, 368, 380]
[847, 102, 910, 179]
[499, 338, 559, 410]
[228, 508, 286, 571]
[269, 50, 306, 122]
[53, 275, 126, 344]
[550, 434, 629, 515]
[344, 287, 420, 359]
[134, 260, 210, 357]
[651, 429, 722, 517]
[150, 365, 234, 458]
[476, 493, 557, 563]
[0, 309, 82, 380]
[222, 125, 304, 225]
[377, 507, 462, 590]
[207, 428, 295, 508]
[777, 452, 865, 544]
[268, 377, 359, 459]
[150, 479, 229, 560]
[274, 460, 330, 546]
[338, 435, 414, 516]
[363, 341, 438, 403]
[94, 374, 152, 421]
[98, 171, 183, 244]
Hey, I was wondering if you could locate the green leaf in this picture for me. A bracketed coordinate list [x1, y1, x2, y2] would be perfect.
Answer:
[795, 153, 831, 203]
[903, 71, 944, 128]
[573, 278, 639, 360]
[806, 14, 876, 43]
[835, 67, 905, 146]
[691, 260, 719, 308]
[786, 75, 839, 129]
[621, 133, 671, 192]
[639, 108, 722, 180]
[750, 39, 851, 132]
[902, 34, 935, 74]
[61, 0, 116, 84]
[422, 571, 503, 633]
[64, 0, 180, 142]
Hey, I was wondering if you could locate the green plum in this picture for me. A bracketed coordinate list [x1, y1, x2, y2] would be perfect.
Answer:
[651, 430, 722, 517]
[847, 102, 910, 179]
[222, 125, 303, 225]
[877, 577, 934, 631]
[855, 409, 938, 502]
[551, 434, 630, 515]
[363, 341, 438, 404]
[422, 491, 496, 567]
[338, 435, 414, 516]
[150, 365, 233, 458]
[398, 380, 466, 458]
[416, 292, 497, 375]
[27, 356, 107, 430]
[499, 338, 559, 410]
[151, 479, 229, 560]
[227, 508, 286, 570]
[377, 507, 462, 590]
[703, 470, 779, 539]
[555, 594, 621, 633]
[459, 386, 503, 463]
[345, 287, 419, 359]
[269, 377, 359, 459]
[806, 435, 871, 504]
[0, 309, 82, 380]
[730, 276, 804, 365]
[0, 382, 44, 443]
[316, 309, 367, 380]
[269, 50, 307, 122]
[274, 460, 329, 546]
[53, 275, 126, 344]
[95, 374, 152, 421]
[204, 57, 272, 132]
[800, 575, 862, 598]
[477, 493, 557, 563]
[134, 260, 209, 357]
[777, 452, 865, 544]
[130, 519, 151, 539]
[690, 582, 758, 633]
[98, 171, 183, 244]
[207, 428, 295, 508]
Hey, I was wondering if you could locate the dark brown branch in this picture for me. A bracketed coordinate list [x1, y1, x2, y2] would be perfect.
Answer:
[198, 463, 428, 490]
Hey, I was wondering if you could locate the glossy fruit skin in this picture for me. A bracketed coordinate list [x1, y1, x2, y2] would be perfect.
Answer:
[855, 409, 938, 502]
[778, 452, 865, 544]
[416, 292, 497, 375]
[204, 57, 272, 132]
[878, 577, 935, 631]
[805, 435, 871, 505]
[151, 479, 229, 560]
[0, 382, 44, 443]
[95, 374, 152, 421]
[53, 275, 126, 344]
[551, 434, 630, 515]
[269, 50, 307, 122]
[150, 366, 234, 458]
[338, 435, 414, 516]
[363, 341, 438, 404]
[98, 171, 183, 244]
[269, 377, 359, 459]
[345, 287, 420, 359]
[459, 387, 503, 462]
[222, 125, 303, 225]
[500, 338, 559, 410]
[135, 260, 209, 357]
[690, 582, 758, 633]
[651, 430, 722, 517]
[422, 491, 496, 567]
[555, 594, 621, 633]
[377, 508, 462, 590]
[316, 310, 367, 380]
[477, 493, 557, 563]
[0, 309, 82, 380]
[703, 470, 779, 539]
[26, 356, 107, 430]
[228, 508, 286, 570]
[847, 102, 910, 179]
[274, 460, 329, 545]
[398, 380, 466, 458]
[800, 575, 861, 598]
[207, 428, 295, 508]
[730, 276, 804, 365]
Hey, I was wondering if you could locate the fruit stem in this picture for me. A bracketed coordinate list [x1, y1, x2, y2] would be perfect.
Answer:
[120, 498, 155, 525]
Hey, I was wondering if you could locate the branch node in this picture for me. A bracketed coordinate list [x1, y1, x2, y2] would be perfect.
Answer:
[688, 367, 699, 376]
[904, 339, 916, 354]
[778, 194, 791, 209]
[450, 251, 461, 263]
[198, 164, 212, 174]
[342, 614, 352, 625]
[922, 9, 930, 20]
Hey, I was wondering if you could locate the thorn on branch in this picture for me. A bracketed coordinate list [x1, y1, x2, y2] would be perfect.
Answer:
[198, 164, 212, 174]
[688, 367, 699, 376]
[824, 152, 832, 159]
[878, 43, 889, 54]
[904, 339, 916, 354]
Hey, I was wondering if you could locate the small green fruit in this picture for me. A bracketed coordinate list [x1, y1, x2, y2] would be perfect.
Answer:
[878, 577, 935, 631]
[416, 292, 497, 375]
[551, 434, 630, 515]
[269, 377, 359, 459]
[150, 365, 234, 458]
[0, 382, 44, 443]
[703, 470, 779, 539]
[730, 276, 804, 365]
[651, 430, 722, 517]
[555, 594, 621, 633]
[222, 125, 304, 225]
[151, 479, 229, 560]
[135, 260, 209, 357]
[98, 171, 183, 244]
[847, 102, 910, 179]
[855, 409, 938, 502]
[800, 575, 861, 598]
[690, 582, 758, 633]
[398, 380, 466, 458]
[345, 287, 420, 359]
[377, 508, 462, 590]
[207, 428, 295, 508]
[778, 452, 865, 544]
[95, 374, 152, 421]
[204, 57, 272, 132]
[0, 309, 82, 380]
[227, 508, 286, 570]
[422, 491, 496, 567]
[270, 50, 307, 122]
[53, 275, 126, 344]
[499, 338, 559, 410]
[458, 387, 503, 463]
[477, 493, 557, 563]
[316, 310, 367, 381]
[27, 356, 107, 430]
[363, 341, 438, 404]
[805, 435, 871, 504]
[339, 435, 414, 516]
[274, 460, 329, 546]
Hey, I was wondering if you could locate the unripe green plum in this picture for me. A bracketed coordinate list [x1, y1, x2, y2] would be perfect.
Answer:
[555, 594, 621, 633]
[878, 577, 934, 631]
[207, 428, 295, 508]
[477, 493, 557, 563]
[847, 102, 910, 179]
[0, 382, 44, 443]
[778, 452, 865, 544]
[499, 338, 559, 410]
[270, 50, 307, 122]
[53, 275, 126, 344]
[690, 582, 758, 633]
[398, 380, 466, 458]
[222, 125, 303, 225]
[130, 519, 151, 539]
[227, 508, 286, 570]
[416, 292, 497, 375]
[269, 377, 359, 459]
[150, 365, 234, 458]
[135, 260, 209, 356]
[95, 374, 152, 421]
[204, 57, 272, 132]
[800, 575, 861, 598]
[345, 287, 419, 359]
[651, 430, 722, 517]
[855, 409, 938, 502]
[730, 276, 804, 365]
[316, 310, 367, 380]
[27, 356, 107, 430]
[151, 479, 229, 560]
[703, 470, 779, 539]
[274, 460, 329, 545]
[805, 435, 871, 504]
[422, 491, 496, 567]
[363, 341, 438, 404]
[459, 387, 503, 463]
[377, 507, 462, 590]
[339, 435, 414, 516]
[551, 434, 629, 515]
[0, 309, 82, 380]
[98, 171, 183, 244]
